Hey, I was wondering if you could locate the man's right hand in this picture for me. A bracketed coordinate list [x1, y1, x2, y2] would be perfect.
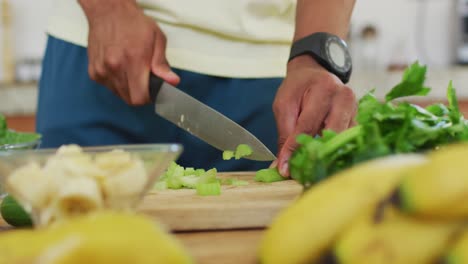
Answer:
[79, 0, 179, 105]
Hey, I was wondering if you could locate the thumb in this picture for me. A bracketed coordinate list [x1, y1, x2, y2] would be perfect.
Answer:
[151, 32, 180, 86]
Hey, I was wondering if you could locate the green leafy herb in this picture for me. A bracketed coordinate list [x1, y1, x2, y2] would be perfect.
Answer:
[290, 62, 468, 189]
[384, 61, 431, 102]
[0, 113, 41, 148]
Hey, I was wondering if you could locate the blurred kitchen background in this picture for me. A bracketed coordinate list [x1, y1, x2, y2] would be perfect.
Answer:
[1, 0, 468, 132]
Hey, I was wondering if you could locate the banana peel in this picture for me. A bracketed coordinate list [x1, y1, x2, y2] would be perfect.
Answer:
[394, 143, 468, 219]
[333, 206, 463, 264]
[259, 154, 427, 264]
[0, 211, 193, 264]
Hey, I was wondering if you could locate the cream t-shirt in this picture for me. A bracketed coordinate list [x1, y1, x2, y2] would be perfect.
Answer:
[47, 0, 297, 78]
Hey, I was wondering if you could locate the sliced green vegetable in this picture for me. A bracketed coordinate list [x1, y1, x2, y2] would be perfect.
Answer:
[0, 194, 32, 227]
[195, 169, 205, 177]
[184, 167, 196, 176]
[222, 150, 235, 160]
[154, 163, 223, 195]
[222, 178, 249, 186]
[196, 181, 221, 196]
[153, 181, 168, 190]
[235, 144, 253, 159]
[254, 168, 286, 183]
[222, 144, 253, 160]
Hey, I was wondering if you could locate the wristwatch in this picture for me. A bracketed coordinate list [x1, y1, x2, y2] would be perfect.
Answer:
[288, 32, 352, 84]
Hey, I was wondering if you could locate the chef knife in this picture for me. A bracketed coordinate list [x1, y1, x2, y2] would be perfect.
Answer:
[149, 73, 276, 161]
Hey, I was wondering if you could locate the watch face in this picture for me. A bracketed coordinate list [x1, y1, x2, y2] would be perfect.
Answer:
[328, 42, 346, 68]
[324, 36, 352, 74]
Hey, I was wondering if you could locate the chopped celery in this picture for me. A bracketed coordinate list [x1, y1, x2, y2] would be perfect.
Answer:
[196, 181, 221, 196]
[254, 168, 285, 183]
[222, 150, 235, 160]
[223, 178, 249, 186]
[184, 167, 196, 176]
[153, 181, 168, 190]
[235, 144, 253, 159]
[167, 176, 183, 189]
[180, 175, 200, 188]
[195, 169, 205, 176]
[153, 163, 224, 195]
[223, 144, 253, 160]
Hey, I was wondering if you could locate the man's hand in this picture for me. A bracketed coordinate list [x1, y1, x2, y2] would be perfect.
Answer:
[273, 56, 357, 177]
[79, 0, 179, 105]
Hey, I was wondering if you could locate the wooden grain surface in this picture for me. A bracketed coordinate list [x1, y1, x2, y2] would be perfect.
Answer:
[176, 229, 264, 264]
[138, 172, 302, 231]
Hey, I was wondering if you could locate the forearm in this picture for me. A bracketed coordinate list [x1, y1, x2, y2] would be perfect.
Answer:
[78, 0, 138, 23]
[293, 0, 356, 41]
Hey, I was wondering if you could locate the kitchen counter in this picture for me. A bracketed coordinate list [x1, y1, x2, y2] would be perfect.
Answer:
[2, 67, 468, 116]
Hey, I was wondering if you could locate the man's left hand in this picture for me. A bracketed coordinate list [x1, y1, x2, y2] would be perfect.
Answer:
[273, 55, 357, 177]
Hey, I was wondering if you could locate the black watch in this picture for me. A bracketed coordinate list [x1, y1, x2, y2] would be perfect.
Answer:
[288, 32, 352, 84]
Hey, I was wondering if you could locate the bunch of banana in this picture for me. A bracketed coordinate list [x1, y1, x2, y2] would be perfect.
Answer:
[0, 211, 193, 264]
[259, 143, 468, 264]
[5, 145, 149, 226]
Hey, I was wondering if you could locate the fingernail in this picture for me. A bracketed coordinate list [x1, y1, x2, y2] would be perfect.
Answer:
[167, 71, 179, 80]
[269, 160, 278, 169]
[280, 161, 289, 177]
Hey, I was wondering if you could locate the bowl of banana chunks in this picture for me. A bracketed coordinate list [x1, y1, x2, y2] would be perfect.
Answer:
[259, 142, 468, 264]
[0, 143, 182, 227]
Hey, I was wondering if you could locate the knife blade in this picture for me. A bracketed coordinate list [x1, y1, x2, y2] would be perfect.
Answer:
[149, 74, 276, 161]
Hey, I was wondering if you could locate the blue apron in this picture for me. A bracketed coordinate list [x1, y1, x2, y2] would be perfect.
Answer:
[36, 36, 281, 171]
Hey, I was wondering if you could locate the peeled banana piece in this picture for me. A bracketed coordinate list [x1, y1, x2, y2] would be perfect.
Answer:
[393, 143, 468, 219]
[0, 211, 193, 264]
[333, 206, 463, 264]
[5, 145, 149, 226]
[259, 154, 427, 264]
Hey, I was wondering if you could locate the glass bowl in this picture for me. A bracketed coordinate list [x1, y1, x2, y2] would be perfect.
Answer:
[0, 138, 41, 151]
[0, 143, 182, 227]
[0, 129, 42, 151]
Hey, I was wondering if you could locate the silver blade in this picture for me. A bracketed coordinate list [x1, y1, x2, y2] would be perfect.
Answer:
[154, 82, 276, 161]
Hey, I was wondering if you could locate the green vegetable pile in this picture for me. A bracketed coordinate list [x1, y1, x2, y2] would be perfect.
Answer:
[154, 162, 251, 196]
[154, 144, 287, 195]
[290, 62, 468, 189]
[0, 113, 41, 149]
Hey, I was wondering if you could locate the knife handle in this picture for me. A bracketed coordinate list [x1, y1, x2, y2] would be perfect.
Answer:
[149, 73, 164, 103]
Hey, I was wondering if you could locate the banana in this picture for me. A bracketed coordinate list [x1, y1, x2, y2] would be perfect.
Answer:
[442, 229, 468, 264]
[392, 143, 468, 219]
[100, 157, 148, 210]
[0, 211, 193, 264]
[333, 206, 463, 264]
[6, 162, 56, 209]
[259, 154, 427, 264]
[48, 176, 104, 225]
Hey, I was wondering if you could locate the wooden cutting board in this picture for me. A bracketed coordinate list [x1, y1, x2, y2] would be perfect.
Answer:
[137, 172, 302, 231]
